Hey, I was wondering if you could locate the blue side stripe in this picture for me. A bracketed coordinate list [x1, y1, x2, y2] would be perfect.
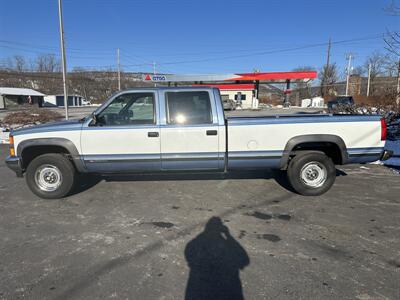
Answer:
[347, 147, 384, 155]
[83, 153, 160, 162]
[82, 148, 384, 162]
[83, 152, 224, 162]
[229, 150, 283, 158]
[162, 152, 222, 159]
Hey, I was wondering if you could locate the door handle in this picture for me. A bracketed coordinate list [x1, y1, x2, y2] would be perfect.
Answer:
[148, 132, 159, 137]
[206, 130, 218, 136]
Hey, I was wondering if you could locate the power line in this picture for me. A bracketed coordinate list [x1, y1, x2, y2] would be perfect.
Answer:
[1, 32, 397, 72]
[0, 40, 116, 54]
[155, 34, 387, 66]
[0, 44, 117, 60]
[0, 32, 393, 66]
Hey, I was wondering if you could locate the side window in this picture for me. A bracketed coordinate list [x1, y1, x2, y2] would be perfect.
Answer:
[234, 94, 247, 100]
[97, 93, 155, 126]
[166, 91, 212, 125]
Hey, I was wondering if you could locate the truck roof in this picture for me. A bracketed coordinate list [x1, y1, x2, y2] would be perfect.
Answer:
[119, 86, 218, 92]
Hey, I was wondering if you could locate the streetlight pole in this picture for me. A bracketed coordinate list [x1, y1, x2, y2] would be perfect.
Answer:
[367, 63, 371, 97]
[345, 54, 353, 96]
[58, 0, 68, 120]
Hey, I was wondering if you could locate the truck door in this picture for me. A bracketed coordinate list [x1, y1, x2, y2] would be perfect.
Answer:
[80, 91, 161, 172]
[160, 90, 222, 170]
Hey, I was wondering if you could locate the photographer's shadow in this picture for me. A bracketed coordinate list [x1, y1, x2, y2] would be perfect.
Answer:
[184, 217, 250, 300]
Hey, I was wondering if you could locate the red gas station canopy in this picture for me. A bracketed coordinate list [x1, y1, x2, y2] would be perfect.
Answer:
[228, 71, 318, 83]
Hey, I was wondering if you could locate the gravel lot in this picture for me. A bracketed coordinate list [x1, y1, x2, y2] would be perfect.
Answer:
[0, 145, 399, 299]
[0, 106, 97, 122]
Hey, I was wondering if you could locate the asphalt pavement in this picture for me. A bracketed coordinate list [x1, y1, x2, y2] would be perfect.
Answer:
[0, 145, 399, 299]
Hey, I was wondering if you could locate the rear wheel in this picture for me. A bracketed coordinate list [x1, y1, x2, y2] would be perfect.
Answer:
[26, 153, 76, 199]
[287, 152, 336, 196]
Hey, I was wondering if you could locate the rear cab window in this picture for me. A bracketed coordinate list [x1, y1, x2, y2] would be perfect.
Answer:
[165, 91, 212, 125]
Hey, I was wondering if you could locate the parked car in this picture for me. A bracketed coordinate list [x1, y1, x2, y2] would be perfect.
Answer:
[6, 87, 392, 199]
[221, 95, 236, 111]
[327, 96, 354, 111]
[387, 117, 400, 140]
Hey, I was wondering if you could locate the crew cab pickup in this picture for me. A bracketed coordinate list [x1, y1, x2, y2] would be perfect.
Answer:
[5, 87, 392, 199]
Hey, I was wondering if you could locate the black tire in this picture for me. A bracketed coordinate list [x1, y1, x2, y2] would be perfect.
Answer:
[25, 153, 76, 199]
[287, 152, 336, 196]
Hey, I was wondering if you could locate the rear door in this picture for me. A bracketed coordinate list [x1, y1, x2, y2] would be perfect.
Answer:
[160, 90, 222, 170]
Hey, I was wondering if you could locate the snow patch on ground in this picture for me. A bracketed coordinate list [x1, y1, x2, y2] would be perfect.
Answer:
[390, 167, 400, 174]
[0, 128, 10, 144]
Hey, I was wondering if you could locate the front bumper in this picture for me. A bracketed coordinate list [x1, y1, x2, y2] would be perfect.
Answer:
[5, 156, 23, 177]
[380, 150, 393, 161]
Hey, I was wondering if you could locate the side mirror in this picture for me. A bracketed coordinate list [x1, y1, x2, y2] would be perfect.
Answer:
[89, 114, 98, 126]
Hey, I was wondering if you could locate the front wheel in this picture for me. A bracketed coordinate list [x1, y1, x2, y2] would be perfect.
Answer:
[26, 153, 76, 199]
[287, 152, 336, 196]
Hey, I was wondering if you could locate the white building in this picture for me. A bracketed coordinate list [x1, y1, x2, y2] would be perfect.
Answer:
[0, 87, 45, 109]
[44, 94, 90, 107]
[301, 97, 325, 108]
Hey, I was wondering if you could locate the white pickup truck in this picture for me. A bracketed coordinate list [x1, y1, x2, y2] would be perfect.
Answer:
[6, 87, 392, 199]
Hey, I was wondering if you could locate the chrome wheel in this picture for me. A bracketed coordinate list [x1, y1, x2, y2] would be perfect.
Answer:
[34, 164, 63, 192]
[300, 162, 327, 188]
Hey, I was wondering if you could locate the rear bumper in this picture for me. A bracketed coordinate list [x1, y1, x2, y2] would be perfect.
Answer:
[5, 156, 23, 177]
[380, 150, 393, 161]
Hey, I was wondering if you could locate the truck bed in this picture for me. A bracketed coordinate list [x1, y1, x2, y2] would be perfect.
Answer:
[226, 114, 384, 170]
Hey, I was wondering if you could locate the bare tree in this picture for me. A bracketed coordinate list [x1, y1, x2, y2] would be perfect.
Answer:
[319, 63, 339, 96]
[385, 31, 400, 56]
[3, 55, 27, 71]
[379, 55, 399, 76]
[384, 1, 400, 55]
[384, 0, 400, 15]
[14, 55, 27, 72]
[363, 52, 394, 95]
[364, 52, 388, 76]
[35, 54, 61, 73]
[352, 66, 364, 76]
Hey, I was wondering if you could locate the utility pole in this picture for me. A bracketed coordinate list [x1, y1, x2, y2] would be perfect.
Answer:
[117, 48, 121, 91]
[322, 37, 331, 97]
[326, 38, 331, 68]
[345, 54, 353, 96]
[366, 63, 371, 97]
[58, 0, 68, 120]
